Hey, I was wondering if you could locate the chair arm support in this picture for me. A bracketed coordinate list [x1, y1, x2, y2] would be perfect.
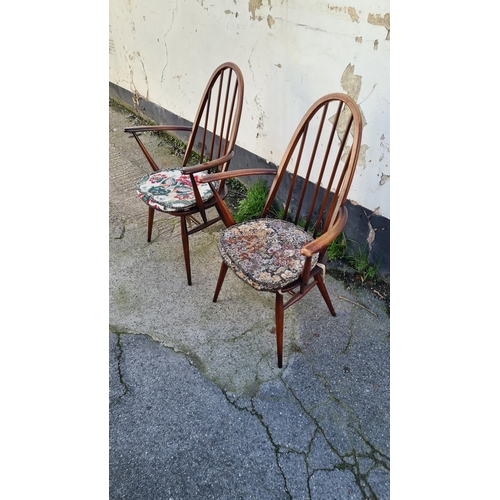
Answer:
[201, 168, 278, 183]
[124, 125, 193, 172]
[124, 125, 193, 133]
[301, 206, 348, 258]
[201, 168, 277, 229]
[181, 151, 235, 175]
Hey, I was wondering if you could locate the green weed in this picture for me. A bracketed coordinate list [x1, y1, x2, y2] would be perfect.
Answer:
[328, 236, 380, 282]
[345, 244, 380, 282]
[327, 232, 348, 261]
[234, 179, 269, 223]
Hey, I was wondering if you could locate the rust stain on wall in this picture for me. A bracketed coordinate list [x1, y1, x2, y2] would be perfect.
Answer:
[109, 32, 116, 55]
[347, 7, 359, 22]
[340, 143, 367, 169]
[367, 223, 375, 246]
[249, 0, 263, 20]
[368, 13, 390, 40]
[358, 144, 368, 167]
[340, 64, 362, 102]
[327, 5, 358, 21]
[355, 36, 362, 43]
[267, 15, 275, 28]
[328, 5, 348, 13]
[334, 65, 370, 169]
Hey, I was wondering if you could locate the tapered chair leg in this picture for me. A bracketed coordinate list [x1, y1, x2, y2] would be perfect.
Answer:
[180, 216, 192, 286]
[147, 207, 155, 242]
[213, 261, 228, 302]
[314, 274, 336, 316]
[275, 292, 284, 368]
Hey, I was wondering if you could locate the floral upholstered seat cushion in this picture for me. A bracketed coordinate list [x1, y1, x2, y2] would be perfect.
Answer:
[136, 169, 216, 212]
[218, 218, 319, 292]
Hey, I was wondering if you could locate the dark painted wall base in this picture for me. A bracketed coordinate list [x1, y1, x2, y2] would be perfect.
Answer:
[109, 82, 390, 281]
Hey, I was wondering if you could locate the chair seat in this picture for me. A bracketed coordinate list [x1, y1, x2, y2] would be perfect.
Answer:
[218, 218, 319, 292]
[136, 169, 216, 212]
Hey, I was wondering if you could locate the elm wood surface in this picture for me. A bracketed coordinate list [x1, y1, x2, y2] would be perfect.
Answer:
[124, 62, 244, 285]
[204, 93, 363, 367]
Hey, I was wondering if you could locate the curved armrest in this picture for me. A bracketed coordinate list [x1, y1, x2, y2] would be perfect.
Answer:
[181, 151, 235, 175]
[124, 125, 192, 133]
[301, 207, 348, 258]
[201, 168, 278, 183]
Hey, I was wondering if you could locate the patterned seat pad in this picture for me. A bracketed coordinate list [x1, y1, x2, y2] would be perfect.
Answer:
[218, 218, 319, 292]
[136, 169, 215, 212]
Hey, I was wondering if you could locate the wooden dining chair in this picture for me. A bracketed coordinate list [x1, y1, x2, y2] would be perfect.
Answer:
[203, 93, 363, 367]
[124, 62, 244, 285]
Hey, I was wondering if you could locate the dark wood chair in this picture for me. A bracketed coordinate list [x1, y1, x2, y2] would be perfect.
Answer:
[124, 62, 244, 285]
[203, 93, 363, 367]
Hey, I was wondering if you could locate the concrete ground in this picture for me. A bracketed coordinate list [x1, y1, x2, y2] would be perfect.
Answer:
[109, 102, 390, 500]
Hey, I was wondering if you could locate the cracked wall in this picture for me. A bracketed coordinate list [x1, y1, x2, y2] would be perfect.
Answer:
[109, 0, 390, 273]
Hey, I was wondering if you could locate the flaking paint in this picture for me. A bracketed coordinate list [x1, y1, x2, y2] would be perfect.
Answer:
[368, 12, 390, 40]
[109, 0, 390, 220]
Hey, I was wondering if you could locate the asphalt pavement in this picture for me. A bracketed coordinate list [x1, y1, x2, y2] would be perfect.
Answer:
[109, 102, 390, 500]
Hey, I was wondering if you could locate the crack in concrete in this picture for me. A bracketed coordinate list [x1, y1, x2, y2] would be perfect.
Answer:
[341, 447, 384, 500]
[285, 380, 353, 496]
[219, 389, 293, 499]
[221, 366, 363, 498]
[347, 422, 390, 470]
[110, 333, 129, 406]
[341, 316, 356, 354]
[277, 358, 389, 499]
[111, 326, 388, 499]
[250, 399, 294, 499]
[109, 100, 389, 497]
[111, 289, 387, 495]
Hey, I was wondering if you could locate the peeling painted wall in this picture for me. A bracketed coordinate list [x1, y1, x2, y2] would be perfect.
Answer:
[109, 0, 390, 219]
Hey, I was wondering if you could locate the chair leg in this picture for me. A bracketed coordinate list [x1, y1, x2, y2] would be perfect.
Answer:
[147, 207, 155, 242]
[180, 216, 192, 286]
[275, 293, 284, 368]
[314, 274, 336, 316]
[213, 261, 228, 302]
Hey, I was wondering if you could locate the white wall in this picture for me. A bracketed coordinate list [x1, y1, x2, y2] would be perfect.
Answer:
[109, 0, 390, 218]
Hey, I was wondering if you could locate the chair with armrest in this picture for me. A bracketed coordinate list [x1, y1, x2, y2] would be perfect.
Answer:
[124, 62, 244, 285]
[203, 93, 362, 367]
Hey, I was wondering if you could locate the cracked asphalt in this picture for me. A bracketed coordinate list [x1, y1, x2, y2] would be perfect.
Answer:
[109, 103, 390, 499]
